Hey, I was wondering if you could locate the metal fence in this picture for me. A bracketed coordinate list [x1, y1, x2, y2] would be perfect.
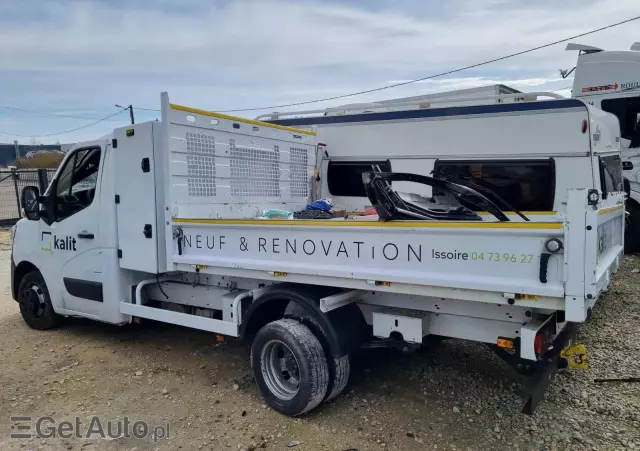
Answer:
[0, 168, 57, 226]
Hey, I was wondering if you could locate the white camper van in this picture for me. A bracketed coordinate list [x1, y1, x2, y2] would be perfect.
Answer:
[566, 42, 640, 249]
[11, 92, 623, 415]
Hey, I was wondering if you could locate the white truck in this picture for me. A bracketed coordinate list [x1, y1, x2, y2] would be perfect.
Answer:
[11, 92, 623, 416]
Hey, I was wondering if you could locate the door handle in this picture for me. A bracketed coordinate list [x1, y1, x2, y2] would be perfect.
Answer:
[77, 232, 94, 239]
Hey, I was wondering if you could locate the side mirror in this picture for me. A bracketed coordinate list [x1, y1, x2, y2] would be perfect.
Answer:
[21, 186, 40, 221]
[623, 161, 634, 171]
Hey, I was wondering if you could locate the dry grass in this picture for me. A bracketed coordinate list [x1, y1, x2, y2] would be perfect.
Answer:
[14, 152, 64, 168]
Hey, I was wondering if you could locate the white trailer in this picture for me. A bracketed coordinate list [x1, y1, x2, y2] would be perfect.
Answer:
[12, 92, 623, 415]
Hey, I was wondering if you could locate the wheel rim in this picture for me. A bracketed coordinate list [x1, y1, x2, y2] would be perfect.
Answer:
[20, 283, 46, 317]
[260, 339, 301, 400]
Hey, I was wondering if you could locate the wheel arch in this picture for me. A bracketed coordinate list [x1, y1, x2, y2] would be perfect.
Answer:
[240, 284, 369, 358]
[12, 260, 40, 301]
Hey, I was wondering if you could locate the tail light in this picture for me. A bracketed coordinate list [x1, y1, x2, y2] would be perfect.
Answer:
[534, 333, 544, 355]
[534, 318, 556, 356]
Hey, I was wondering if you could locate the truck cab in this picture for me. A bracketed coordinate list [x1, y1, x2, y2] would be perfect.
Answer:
[11, 133, 150, 327]
[567, 42, 640, 249]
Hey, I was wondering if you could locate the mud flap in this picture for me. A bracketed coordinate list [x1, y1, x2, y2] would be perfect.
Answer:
[521, 323, 577, 414]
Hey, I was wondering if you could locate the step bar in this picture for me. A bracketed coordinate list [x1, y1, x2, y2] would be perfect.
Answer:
[120, 301, 240, 336]
[119, 277, 249, 336]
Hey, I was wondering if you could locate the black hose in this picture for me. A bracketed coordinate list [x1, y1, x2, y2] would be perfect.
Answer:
[156, 273, 169, 299]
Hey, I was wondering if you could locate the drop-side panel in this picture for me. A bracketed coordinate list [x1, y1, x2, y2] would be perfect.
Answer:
[170, 219, 566, 298]
[587, 199, 625, 299]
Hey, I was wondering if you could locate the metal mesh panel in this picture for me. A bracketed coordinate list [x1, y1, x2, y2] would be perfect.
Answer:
[230, 140, 280, 197]
[186, 132, 216, 197]
[289, 147, 309, 198]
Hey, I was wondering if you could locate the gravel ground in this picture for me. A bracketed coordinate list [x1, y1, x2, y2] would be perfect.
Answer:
[0, 228, 639, 450]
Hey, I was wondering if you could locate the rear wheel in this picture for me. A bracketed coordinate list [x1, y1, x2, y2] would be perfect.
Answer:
[327, 353, 350, 402]
[625, 200, 640, 253]
[251, 319, 329, 416]
[285, 302, 351, 402]
[17, 271, 62, 330]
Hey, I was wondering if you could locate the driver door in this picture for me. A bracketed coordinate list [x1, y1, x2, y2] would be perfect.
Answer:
[40, 145, 105, 318]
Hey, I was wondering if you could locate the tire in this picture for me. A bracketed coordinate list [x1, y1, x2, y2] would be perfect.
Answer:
[285, 302, 351, 402]
[625, 200, 640, 254]
[251, 319, 329, 416]
[327, 354, 350, 402]
[17, 270, 62, 330]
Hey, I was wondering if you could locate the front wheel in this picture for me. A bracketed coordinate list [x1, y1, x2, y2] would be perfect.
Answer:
[17, 271, 62, 330]
[251, 319, 329, 416]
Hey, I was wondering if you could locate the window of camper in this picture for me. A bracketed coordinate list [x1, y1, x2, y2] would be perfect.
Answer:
[327, 160, 391, 197]
[601, 97, 640, 148]
[433, 159, 555, 211]
[599, 154, 622, 197]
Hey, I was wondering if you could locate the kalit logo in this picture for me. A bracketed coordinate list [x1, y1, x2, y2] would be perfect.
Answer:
[41, 231, 52, 252]
[41, 231, 77, 252]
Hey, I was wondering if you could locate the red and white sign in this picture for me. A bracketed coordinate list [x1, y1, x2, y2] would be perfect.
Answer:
[582, 83, 619, 93]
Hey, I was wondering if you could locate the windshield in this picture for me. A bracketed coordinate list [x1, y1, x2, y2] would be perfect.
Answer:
[601, 96, 640, 148]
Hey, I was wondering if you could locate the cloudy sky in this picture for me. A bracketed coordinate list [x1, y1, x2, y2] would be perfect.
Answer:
[0, 0, 638, 144]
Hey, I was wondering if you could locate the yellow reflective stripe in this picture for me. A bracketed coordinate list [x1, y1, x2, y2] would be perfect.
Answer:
[172, 218, 563, 229]
[598, 205, 623, 215]
[170, 104, 316, 136]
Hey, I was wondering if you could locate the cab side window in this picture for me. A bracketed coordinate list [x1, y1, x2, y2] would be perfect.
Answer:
[54, 147, 101, 222]
[599, 155, 622, 199]
[602, 166, 615, 195]
[601, 97, 640, 148]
